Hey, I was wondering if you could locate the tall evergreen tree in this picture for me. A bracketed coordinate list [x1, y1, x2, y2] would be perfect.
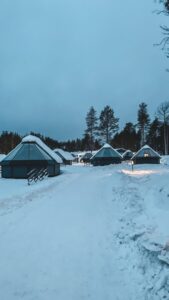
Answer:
[85, 106, 98, 151]
[112, 122, 139, 151]
[0, 132, 21, 154]
[147, 118, 161, 151]
[157, 101, 169, 154]
[99, 106, 119, 143]
[137, 102, 150, 147]
[158, 1, 169, 13]
[81, 134, 91, 151]
[165, 0, 169, 11]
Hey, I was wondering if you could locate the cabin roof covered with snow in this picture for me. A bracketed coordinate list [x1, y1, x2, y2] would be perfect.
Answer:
[2, 135, 62, 163]
[122, 150, 133, 158]
[91, 143, 123, 159]
[54, 148, 74, 161]
[132, 145, 161, 159]
[0, 154, 6, 162]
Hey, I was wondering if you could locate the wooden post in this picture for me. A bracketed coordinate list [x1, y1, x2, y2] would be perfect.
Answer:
[131, 160, 134, 172]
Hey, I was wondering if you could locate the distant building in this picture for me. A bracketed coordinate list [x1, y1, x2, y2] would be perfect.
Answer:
[122, 150, 133, 161]
[116, 148, 126, 155]
[80, 152, 93, 163]
[132, 145, 161, 164]
[54, 149, 74, 165]
[91, 143, 122, 166]
[1, 135, 62, 178]
[0, 154, 6, 177]
[69, 151, 86, 163]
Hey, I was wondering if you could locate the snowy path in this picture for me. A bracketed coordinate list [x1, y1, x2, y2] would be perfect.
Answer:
[0, 165, 169, 299]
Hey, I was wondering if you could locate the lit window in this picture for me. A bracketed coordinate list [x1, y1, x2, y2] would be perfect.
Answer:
[144, 153, 149, 157]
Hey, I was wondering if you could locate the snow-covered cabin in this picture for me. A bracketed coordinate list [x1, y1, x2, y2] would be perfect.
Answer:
[116, 148, 126, 155]
[122, 150, 133, 161]
[1, 135, 62, 178]
[132, 145, 161, 164]
[80, 152, 93, 163]
[54, 149, 74, 165]
[90, 143, 122, 166]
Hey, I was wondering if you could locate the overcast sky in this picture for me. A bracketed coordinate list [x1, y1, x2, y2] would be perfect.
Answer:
[0, 0, 169, 140]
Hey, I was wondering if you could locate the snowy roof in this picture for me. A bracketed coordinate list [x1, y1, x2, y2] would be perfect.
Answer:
[132, 145, 161, 159]
[81, 152, 93, 159]
[116, 148, 126, 154]
[0, 154, 6, 162]
[3, 135, 62, 163]
[22, 135, 62, 163]
[91, 143, 123, 160]
[142, 145, 154, 150]
[122, 150, 133, 158]
[54, 148, 74, 161]
[102, 143, 111, 149]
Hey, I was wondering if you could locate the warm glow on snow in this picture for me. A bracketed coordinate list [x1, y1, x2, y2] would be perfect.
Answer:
[122, 169, 157, 176]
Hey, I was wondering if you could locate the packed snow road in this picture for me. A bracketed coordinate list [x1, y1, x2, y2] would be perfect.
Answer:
[0, 164, 169, 300]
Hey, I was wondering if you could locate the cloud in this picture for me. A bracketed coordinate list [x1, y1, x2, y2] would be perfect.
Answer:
[0, 0, 168, 140]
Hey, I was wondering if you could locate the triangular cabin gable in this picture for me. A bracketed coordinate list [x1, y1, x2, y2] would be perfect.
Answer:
[132, 145, 161, 164]
[91, 143, 122, 166]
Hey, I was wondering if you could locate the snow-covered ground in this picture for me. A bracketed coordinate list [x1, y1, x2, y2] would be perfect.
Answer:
[0, 161, 169, 300]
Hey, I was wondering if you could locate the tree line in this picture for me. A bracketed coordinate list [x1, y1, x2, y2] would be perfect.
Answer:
[1, 101, 169, 155]
[84, 102, 169, 155]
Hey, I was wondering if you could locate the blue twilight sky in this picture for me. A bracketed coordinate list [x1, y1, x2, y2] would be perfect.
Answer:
[0, 0, 169, 140]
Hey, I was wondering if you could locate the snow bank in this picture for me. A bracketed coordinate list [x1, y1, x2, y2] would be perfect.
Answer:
[160, 155, 169, 165]
[120, 163, 169, 298]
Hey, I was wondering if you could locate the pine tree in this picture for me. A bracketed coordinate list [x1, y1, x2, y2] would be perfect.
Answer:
[99, 106, 119, 143]
[157, 101, 169, 154]
[165, 0, 169, 11]
[0, 131, 21, 154]
[112, 122, 139, 151]
[85, 106, 98, 151]
[137, 102, 150, 147]
[147, 118, 161, 152]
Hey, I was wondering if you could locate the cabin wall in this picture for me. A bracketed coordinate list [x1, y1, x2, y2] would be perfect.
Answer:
[2, 161, 60, 178]
[133, 157, 160, 164]
[91, 157, 121, 166]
